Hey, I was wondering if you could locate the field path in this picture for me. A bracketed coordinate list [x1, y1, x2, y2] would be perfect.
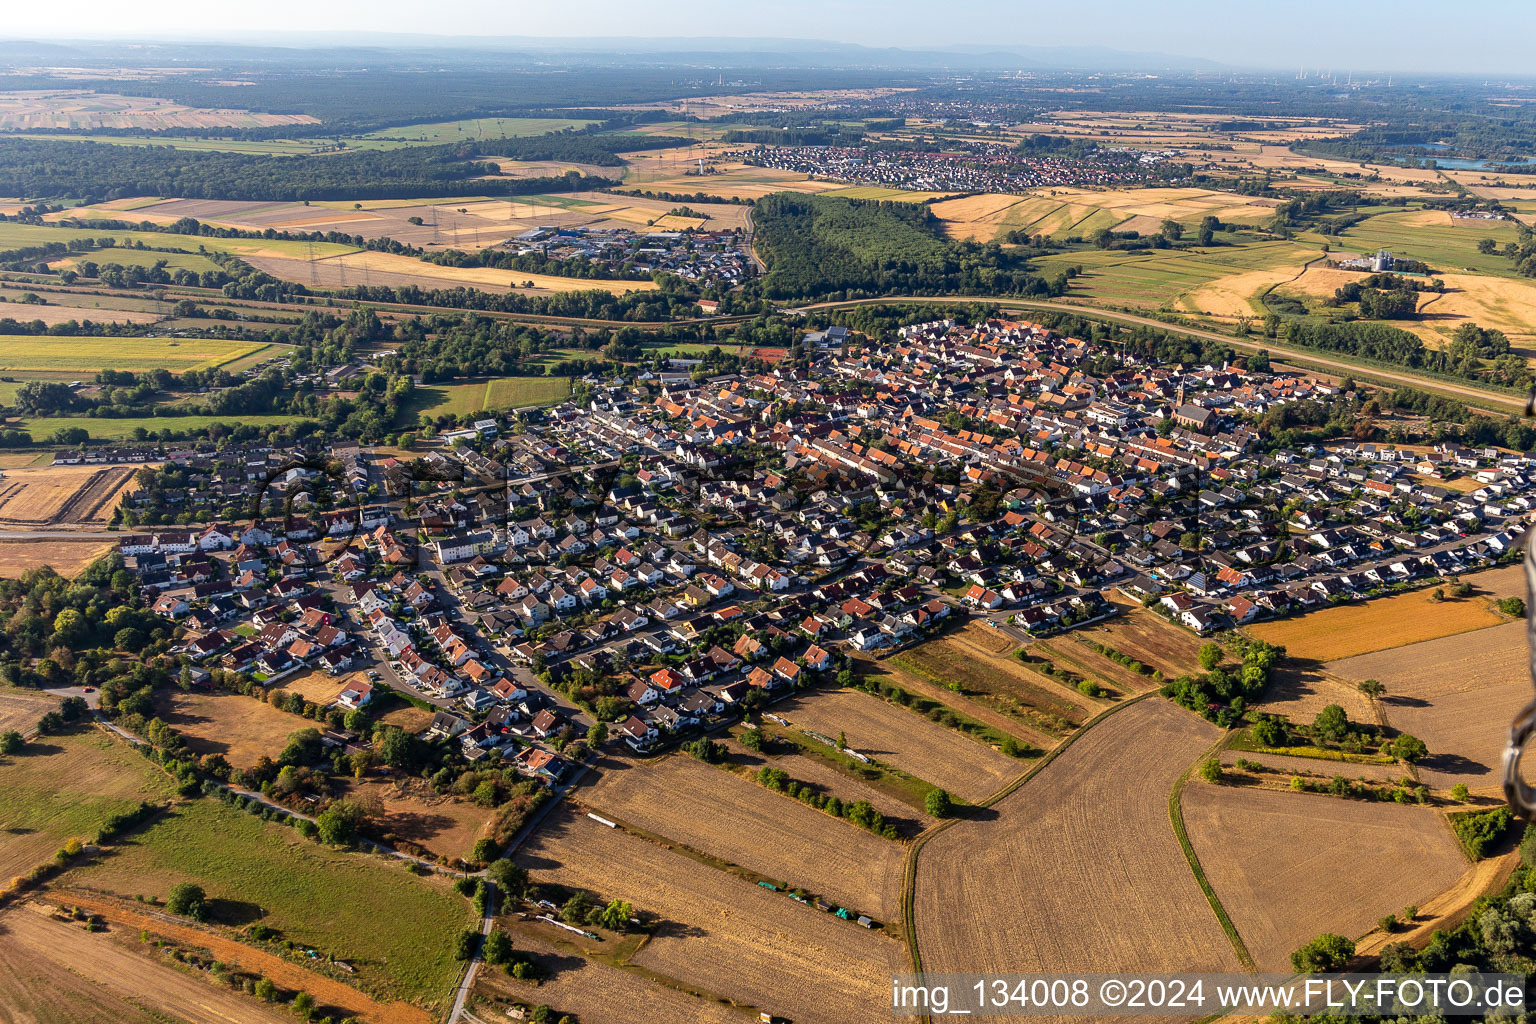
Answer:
[46, 890, 433, 1024]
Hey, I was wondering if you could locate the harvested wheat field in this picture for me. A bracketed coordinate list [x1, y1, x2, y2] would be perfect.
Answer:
[0, 538, 112, 578]
[869, 657, 1056, 755]
[0, 901, 296, 1024]
[581, 750, 903, 918]
[152, 689, 312, 769]
[0, 465, 137, 528]
[1329, 618, 1530, 792]
[1087, 604, 1206, 678]
[474, 932, 742, 1024]
[914, 699, 1237, 1002]
[720, 736, 933, 837]
[1035, 634, 1165, 695]
[249, 249, 658, 296]
[1354, 851, 1520, 961]
[0, 687, 62, 733]
[517, 806, 904, 1024]
[338, 775, 490, 861]
[1247, 587, 1510, 663]
[1254, 660, 1376, 724]
[1221, 749, 1405, 783]
[1177, 261, 1312, 318]
[775, 687, 1022, 802]
[1182, 784, 1466, 971]
[0, 728, 175, 882]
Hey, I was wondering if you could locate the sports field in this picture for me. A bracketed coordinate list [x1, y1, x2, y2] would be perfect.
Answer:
[0, 336, 269, 375]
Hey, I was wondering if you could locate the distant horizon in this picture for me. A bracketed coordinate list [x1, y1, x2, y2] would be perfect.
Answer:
[6, 1, 1536, 78]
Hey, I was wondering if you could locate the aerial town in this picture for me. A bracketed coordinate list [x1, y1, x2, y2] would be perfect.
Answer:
[7, 16, 1536, 1024]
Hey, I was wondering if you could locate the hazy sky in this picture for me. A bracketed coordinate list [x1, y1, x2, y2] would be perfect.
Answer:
[11, 0, 1536, 76]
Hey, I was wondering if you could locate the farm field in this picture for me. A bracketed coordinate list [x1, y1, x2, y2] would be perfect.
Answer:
[776, 686, 1023, 802]
[581, 750, 904, 919]
[0, 336, 269, 375]
[0, 687, 65, 733]
[0, 299, 164, 327]
[621, 150, 847, 200]
[1246, 579, 1515, 662]
[62, 191, 750, 253]
[355, 116, 601, 145]
[931, 187, 1283, 243]
[0, 89, 319, 131]
[12, 133, 344, 156]
[1031, 239, 1320, 310]
[0, 465, 138, 528]
[1328, 618, 1530, 792]
[474, 931, 742, 1024]
[0, 538, 112, 577]
[16, 413, 305, 441]
[890, 623, 1098, 730]
[336, 775, 491, 862]
[252, 249, 659, 296]
[47, 246, 224, 274]
[516, 806, 904, 1024]
[152, 690, 313, 770]
[1255, 659, 1378, 725]
[278, 667, 355, 706]
[1034, 634, 1164, 695]
[1340, 209, 1524, 278]
[1084, 603, 1206, 678]
[65, 797, 472, 1013]
[399, 376, 571, 424]
[1272, 262, 1536, 351]
[0, 728, 177, 883]
[0, 902, 296, 1024]
[1182, 784, 1466, 971]
[914, 700, 1238, 991]
[6, 220, 361, 261]
[720, 734, 932, 837]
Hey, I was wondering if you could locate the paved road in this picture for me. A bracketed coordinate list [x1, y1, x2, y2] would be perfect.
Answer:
[0, 530, 120, 540]
[446, 762, 589, 1024]
[795, 295, 1529, 413]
